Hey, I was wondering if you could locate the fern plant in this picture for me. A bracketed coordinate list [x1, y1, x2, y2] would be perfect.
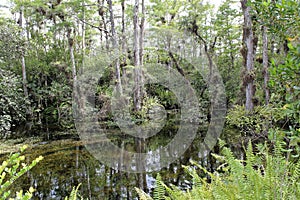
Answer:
[0, 146, 84, 200]
[136, 139, 300, 200]
[64, 184, 83, 200]
[0, 145, 43, 200]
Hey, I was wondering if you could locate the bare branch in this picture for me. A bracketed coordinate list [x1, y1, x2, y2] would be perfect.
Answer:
[75, 16, 110, 35]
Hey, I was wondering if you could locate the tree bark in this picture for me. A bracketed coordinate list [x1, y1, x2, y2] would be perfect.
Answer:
[107, 0, 122, 93]
[98, 0, 108, 49]
[121, 0, 126, 52]
[190, 20, 214, 83]
[262, 25, 269, 105]
[81, 0, 86, 73]
[133, 0, 146, 181]
[121, 0, 127, 77]
[241, 0, 255, 111]
[133, 0, 141, 112]
[67, 28, 77, 84]
[139, 0, 145, 65]
[19, 9, 29, 99]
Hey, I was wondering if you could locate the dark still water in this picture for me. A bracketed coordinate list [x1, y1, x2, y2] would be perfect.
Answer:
[1, 125, 228, 200]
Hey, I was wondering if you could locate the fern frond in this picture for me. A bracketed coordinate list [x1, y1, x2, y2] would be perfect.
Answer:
[221, 146, 244, 181]
[182, 164, 201, 188]
[166, 184, 186, 200]
[64, 184, 82, 200]
[135, 138, 300, 200]
[189, 160, 215, 180]
[245, 140, 255, 167]
[135, 187, 153, 200]
[153, 174, 165, 200]
[291, 158, 300, 184]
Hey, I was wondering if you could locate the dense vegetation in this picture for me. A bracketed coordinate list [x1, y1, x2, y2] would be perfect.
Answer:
[0, 0, 299, 199]
[136, 139, 300, 200]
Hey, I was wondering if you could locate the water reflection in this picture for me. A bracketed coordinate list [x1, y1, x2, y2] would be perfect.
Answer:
[1, 124, 227, 199]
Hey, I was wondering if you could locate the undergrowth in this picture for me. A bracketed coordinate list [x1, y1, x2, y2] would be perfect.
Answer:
[136, 139, 300, 200]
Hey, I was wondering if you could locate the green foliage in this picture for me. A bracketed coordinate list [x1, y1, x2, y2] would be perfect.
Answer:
[137, 139, 300, 200]
[270, 42, 300, 128]
[0, 145, 43, 200]
[1, 0, 101, 133]
[138, 96, 162, 120]
[135, 187, 153, 200]
[46, 81, 73, 128]
[213, 0, 241, 105]
[255, 0, 299, 39]
[0, 18, 25, 65]
[148, 0, 184, 27]
[135, 173, 176, 200]
[153, 174, 165, 200]
[0, 69, 28, 138]
[64, 184, 83, 200]
[0, 145, 82, 200]
[146, 84, 178, 109]
[226, 105, 283, 136]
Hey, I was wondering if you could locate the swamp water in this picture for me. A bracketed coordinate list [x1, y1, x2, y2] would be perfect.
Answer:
[0, 123, 236, 200]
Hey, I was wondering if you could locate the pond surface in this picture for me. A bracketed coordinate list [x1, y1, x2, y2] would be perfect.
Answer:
[1, 124, 239, 200]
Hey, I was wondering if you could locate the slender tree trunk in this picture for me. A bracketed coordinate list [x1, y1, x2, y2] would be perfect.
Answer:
[21, 57, 28, 96]
[85, 165, 92, 200]
[121, 0, 128, 86]
[121, 0, 126, 53]
[19, 10, 28, 99]
[81, 0, 86, 73]
[227, 26, 235, 70]
[190, 20, 214, 83]
[241, 0, 255, 111]
[133, 0, 141, 111]
[262, 25, 269, 105]
[107, 0, 122, 93]
[139, 0, 145, 65]
[99, 0, 108, 49]
[133, 0, 140, 69]
[138, 0, 145, 104]
[67, 28, 77, 84]
[98, 0, 103, 43]
[133, 0, 146, 185]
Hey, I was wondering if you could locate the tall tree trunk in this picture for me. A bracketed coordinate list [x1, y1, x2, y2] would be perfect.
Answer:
[133, 0, 140, 69]
[107, 0, 122, 93]
[19, 9, 28, 99]
[99, 0, 108, 49]
[133, 0, 141, 111]
[262, 25, 269, 105]
[121, 0, 128, 86]
[67, 28, 77, 84]
[133, 0, 146, 184]
[138, 0, 145, 104]
[81, 0, 86, 73]
[121, 0, 126, 53]
[241, 0, 255, 111]
[139, 0, 145, 65]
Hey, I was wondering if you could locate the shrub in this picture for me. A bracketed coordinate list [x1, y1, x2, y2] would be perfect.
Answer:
[0, 69, 28, 138]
